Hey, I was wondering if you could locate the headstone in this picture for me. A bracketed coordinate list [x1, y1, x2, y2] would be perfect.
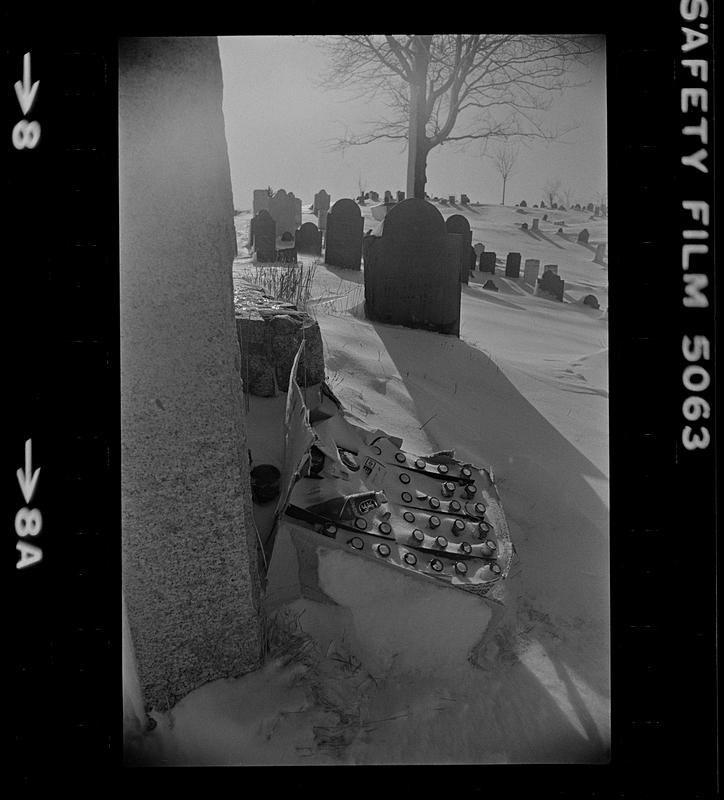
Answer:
[447, 232, 467, 285]
[593, 243, 607, 264]
[448, 195, 455, 204]
[369, 190, 379, 202]
[445, 214, 474, 278]
[587, 202, 594, 211]
[253, 189, 271, 216]
[523, 258, 540, 285]
[384, 190, 394, 203]
[537, 270, 564, 301]
[577, 228, 590, 244]
[269, 189, 297, 237]
[280, 231, 294, 242]
[397, 190, 406, 202]
[120, 36, 262, 715]
[295, 221, 322, 255]
[253, 210, 277, 262]
[505, 252, 521, 279]
[460, 193, 470, 205]
[557, 227, 564, 234]
[480, 252, 497, 273]
[318, 208, 328, 231]
[520, 200, 527, 207]
[363, 198, 461, 336]
[543, 264, 558, 275]
[551, 202, 558, 210]
[533, 204, 539, 208]
[542, 213, 548, 221]
[473, 242, 485, 258]
[582, 294, 600, 309]
[313, 189, 330, 216]
[521, 222, 528, 230]
[325, 198, 364, 270]
[540, 201, 546, 208]
[532, 217, 539, 231]
[482, 279, 498, 292]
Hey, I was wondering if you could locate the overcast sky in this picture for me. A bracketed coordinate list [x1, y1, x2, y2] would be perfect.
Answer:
[219, 36, 606, 210]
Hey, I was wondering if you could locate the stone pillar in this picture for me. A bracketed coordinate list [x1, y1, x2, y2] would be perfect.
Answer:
[120, 37, 263, 712]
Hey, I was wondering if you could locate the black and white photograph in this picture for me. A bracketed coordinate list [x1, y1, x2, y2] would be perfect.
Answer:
[7, 4, 717, 789]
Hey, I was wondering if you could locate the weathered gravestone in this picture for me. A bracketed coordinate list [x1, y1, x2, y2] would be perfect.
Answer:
[540, 201, 546, 208]
[582, 294, 600, 309]
[448, 195, 456, 204]
[397, 190, 406, 202]
[447, 232, 467, 285]
[587, 202, 594, 211]
[537, 270, 564, 301]
[269, 189, 297, 238]
[313, 189, 330, 216]
[120, 36, 263, 717]
[483, 279, 498, 292]
[445, 214, 474, 280]
[369, 190, 379, 202]
[363, 198, 461, 336]
[542, 213, 548, 221]
[325, 198, 364, 270]
[578, 228, 590, 244]
[593, 243, 607, 264]
[460, 193, 470, 205]
[253, 189, 271, 216]
[253, 210, 277, 262]
[479, 251, 497, 273]
[551, 203, 558, 210]
[521, 222, 528, 230]
[505, 252, 521, 279]
[543, 264, 558, 275]
[295, 221, 322, 255]
[532, 217, 539, 231]
[384, 190, 394, 203]
[523, 258, 540, 285]
[520, 200, 527, 207]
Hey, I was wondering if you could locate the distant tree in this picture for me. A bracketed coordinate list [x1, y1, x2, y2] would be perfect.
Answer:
[490, 145, 519, 205]
[561, 186, 575, 208]
[543, 177, 562, 207]
[317, 35, 602, 199]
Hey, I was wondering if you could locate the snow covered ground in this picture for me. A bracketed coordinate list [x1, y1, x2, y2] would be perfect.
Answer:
[135, 200, 609, 765]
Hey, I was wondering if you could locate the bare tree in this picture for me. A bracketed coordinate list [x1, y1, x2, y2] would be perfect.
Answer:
[317, 34, 601, 198]
[490, 145, 519, 205]
[543, 177, 562, 207]
[561, 185, 575, 208]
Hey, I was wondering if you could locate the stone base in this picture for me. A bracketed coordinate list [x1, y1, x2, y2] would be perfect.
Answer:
[234, 283, 325, 396]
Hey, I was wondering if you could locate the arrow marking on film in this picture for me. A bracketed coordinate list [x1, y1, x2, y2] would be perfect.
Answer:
[15, 52, 39, 116]
[17, 439, 40, 504]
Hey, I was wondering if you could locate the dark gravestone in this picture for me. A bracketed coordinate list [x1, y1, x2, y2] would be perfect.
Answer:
[505, 252, 521, 279]
[280, 231, 293, 242]
[482, 279, 498, 292]
[460, 193, 470, 205]
[269, 189, 297, 237]
[253, 210, 276, 262]
[369, 190, 379, 202]
[523, 258, 540, 285]
[253, 189, 271, 216]
[521, 222, 528, 230]
[593, 243, 607, 264]
[533, 204, 539, 208]
[582, 294, 600, 309]
[587, 202, 594, 211]
[520, 200, 527, 207]
[364, 198, 461, 336]
[447, 232, 467, 285]
[543, 264, 558, 275]
[557, 228, 564, 234]
[537, 270, 564, 301]
[551, 203, 558, 210]
[445, 214, 474, 278]
[397, 190, 406, 202]
[532, 217, 539, 231]
[578, 228, 590, 244]
[295, 221, 322, 255]
[313, 189, 330, 216]
[480, 252, 497, 273]
[540, 201, 546, 208]
[325, 198, 364, 270]
[448, 195, 455, 204]
[384, 190, 394, 203]
[542, 213, 548, 221]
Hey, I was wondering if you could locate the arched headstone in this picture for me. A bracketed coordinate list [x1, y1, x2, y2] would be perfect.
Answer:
[313, 189, 330, 216]
[269, 189, 297, 237]
[364, 198, 461, 336]
[582, 294, 600, 309]
[505, 252, 521, 278]
[578, 228, 590, 244]
[253, 210, 276, 263]
[593, 243, 607, 264]
[445, 214, 474, 280]
[537, 270, 564, 301]
[325, 198, 364, 270]
[295, 221, 322, 255]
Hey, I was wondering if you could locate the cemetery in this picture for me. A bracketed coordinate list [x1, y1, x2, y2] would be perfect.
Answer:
[121, 35, 609, 769]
